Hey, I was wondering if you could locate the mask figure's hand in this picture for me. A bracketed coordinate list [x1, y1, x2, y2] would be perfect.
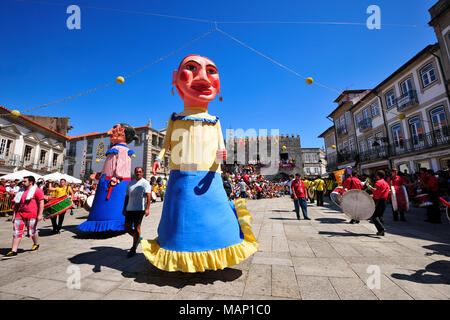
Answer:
[152, 161, 161, 176]
[216, 149, 227, 162]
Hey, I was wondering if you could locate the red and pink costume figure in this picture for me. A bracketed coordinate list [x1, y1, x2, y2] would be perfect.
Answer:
[78, 123, 137, 232]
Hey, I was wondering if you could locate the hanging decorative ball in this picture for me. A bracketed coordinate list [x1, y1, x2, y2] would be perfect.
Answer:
[132, 154, 136, 158]
[10, 110, 21, 117]
[95, 159, 100, 163]
[306, 77, 314, 85]
[282, 145, 287, 150]
[397, 113, 406, 120]
[331, 145, 336, 149]
[116, 76, 125, 84]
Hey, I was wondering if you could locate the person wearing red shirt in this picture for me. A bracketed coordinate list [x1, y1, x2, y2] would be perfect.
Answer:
[342, 171, 363, 224]
[291, 173, 310, 221]
[368, 170, 390, 236]
[5, 176, 44, 257]
[387, 168, 408, 222]
[423, 169, 441, 223]
[0, 179, 6, 193]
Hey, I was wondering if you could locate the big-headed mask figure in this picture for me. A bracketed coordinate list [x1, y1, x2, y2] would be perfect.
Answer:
[142, 54, 258, 273]
[173, 54, 220, 110]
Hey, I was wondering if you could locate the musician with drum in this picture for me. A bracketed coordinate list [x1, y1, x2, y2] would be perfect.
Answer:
[367, 170, 390, 236]
[387, 168, 408, 222]
[47, 179, 74, 234]
[342, 170, 363, 224]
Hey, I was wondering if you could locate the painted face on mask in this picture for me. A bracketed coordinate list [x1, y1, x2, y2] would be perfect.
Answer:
[107, 124, 126, 145]
[173, 55, 220, 107]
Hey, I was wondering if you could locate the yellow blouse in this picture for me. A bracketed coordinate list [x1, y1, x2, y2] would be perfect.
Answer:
[158, 108, 226, 173]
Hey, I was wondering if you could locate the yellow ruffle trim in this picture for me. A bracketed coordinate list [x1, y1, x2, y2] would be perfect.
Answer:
[141, 198, 259, 272]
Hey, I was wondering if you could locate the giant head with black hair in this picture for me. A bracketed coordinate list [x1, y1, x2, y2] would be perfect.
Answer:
[119, 123, 139, 144]
[107, 123, 138, 145]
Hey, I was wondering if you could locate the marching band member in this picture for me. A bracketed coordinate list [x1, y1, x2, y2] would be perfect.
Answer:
[342, 170, 363, 224]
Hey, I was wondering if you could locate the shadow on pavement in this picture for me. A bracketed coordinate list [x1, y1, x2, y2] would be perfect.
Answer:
[391, 243, 450, 285]
[319, 230, 380, 239]
[68, 246, 243, 288]
[315, 217, 348, 224]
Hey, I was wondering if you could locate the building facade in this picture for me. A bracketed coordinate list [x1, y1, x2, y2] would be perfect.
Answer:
[0, 106, 68, 175]
[225, 133, 304, 177]
[65, 120, 169, 181]
[319, 45, 450, 175]
[429, 0, 450, 93]
[326, 90, 370, 170]
[301, 148, 327, 178]
[318, 126, 337, 172]
[318, 2, 450, 176]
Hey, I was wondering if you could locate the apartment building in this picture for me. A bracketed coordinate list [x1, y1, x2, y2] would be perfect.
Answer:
[325, 90, 370, 169]
[301, 148, 327, 178]
[318, 126, 337, 172]
[0, 106, 68, 175]
[318, 1, 450, 175]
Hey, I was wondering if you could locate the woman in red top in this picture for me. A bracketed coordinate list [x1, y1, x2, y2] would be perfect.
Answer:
[368, 170, 390, 236]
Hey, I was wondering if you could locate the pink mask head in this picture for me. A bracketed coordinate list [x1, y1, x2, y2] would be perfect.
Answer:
[107, 124, 126, 145]
[173, 54, 221, 109]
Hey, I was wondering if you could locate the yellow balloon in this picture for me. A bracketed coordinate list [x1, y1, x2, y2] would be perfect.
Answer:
[331, 145, 336, 149]
[10, 110, 21, 117]
[95, 159, 100, 163]
[282, 145, 287, 150]
[397, 113, 406, 120]
[132, 154, 136, 158]
[306, 77, 314, 85]
[116, 76, 125, 84]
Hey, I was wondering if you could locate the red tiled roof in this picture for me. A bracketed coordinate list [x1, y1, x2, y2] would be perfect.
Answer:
[0, 106, 68, 140]
[68, 125, 149, 140]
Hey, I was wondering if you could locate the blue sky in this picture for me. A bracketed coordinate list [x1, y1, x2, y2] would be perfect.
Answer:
[0, 0, 438, 147]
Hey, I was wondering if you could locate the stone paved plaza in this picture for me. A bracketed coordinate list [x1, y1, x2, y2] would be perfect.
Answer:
[0, 196, 450, 300]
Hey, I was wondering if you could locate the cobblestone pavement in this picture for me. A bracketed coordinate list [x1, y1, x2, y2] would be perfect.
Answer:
[0, 196, 449, 300]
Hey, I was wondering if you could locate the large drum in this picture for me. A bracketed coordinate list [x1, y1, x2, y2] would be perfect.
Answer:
[308, 187, 315, 200]
[341, 189, 375, 220]
[440, 197, 450, 222]
[84, 195, 95, 212]
[415, 193, 433, 207]
[391, 186, 409, 212]
[330, 186, 344, 207]
[43, 195, 73, 219]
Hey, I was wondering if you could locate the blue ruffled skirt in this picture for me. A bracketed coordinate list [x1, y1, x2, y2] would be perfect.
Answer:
[77, 174, 129, 232]
[158, 170, 243, 251]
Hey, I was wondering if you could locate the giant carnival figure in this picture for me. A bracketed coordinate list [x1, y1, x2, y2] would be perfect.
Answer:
[141, 54, 258, 272]
[77, 123, 137, 232]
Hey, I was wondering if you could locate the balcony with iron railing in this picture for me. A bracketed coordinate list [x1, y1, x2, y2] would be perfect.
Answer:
[397, 90, 419, 112]
[389, 126, 450, 156]
[359, 145, 389, 162]
[358, 126, 449, 162]
[358, 118, 372, 132]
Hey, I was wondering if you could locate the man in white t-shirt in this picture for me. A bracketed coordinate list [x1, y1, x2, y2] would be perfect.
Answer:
[123, 167, 152, 258]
